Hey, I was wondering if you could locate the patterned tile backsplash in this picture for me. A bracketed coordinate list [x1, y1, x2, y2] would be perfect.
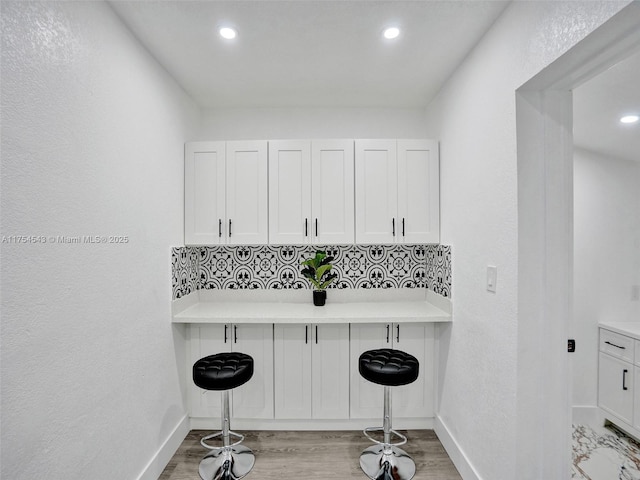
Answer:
[172, 244, 452, 300]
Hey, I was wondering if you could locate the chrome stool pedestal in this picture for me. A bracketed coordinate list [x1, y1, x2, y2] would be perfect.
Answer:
[198, 390, 255, 480]
[359, 386, 415, 480]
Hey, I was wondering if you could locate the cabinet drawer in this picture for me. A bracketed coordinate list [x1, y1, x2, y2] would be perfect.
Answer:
[635, 341, 640, 367]
[600, 329, 634, 363]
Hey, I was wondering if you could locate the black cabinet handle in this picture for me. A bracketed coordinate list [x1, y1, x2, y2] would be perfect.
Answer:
[224, 324, 228, 343]
[402, 218, 405, 237]
[315, 325, 318, 344]
[234, 325, 237, 343]
[219, 219, 222, 238]
[605, 341, 626, 350]
[623, 369, 629, 390]
[315, 218, 318, 237]
[228, 219, 232, 237]
[386, 324, 390, 343]
[305, 325, 308, 344]
[392, 218, 395, 237]
[396, 324, 400, 343]
[305, 218, 308, 237]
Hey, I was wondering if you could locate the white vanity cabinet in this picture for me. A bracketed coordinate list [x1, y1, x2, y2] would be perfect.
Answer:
[185, 141, 268, 245]
[350, 323, 435, 419]
[598, 326, 638, 432]
[273, 323, 350, 419]
[268, 139, 354, 245]
[355, 139, 439, 244]
[188, 323, 274, 421]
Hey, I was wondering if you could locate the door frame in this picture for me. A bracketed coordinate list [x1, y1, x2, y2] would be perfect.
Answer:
[515, 3, 640, 478]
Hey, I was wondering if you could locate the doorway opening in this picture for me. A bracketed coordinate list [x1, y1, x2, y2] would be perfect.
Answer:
[515, 3, 640, 478]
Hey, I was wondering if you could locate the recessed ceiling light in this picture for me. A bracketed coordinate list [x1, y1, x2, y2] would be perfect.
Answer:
[620, 115, 639, 124]
[219, 27, 237, 40]
[383, 27, 400, 40]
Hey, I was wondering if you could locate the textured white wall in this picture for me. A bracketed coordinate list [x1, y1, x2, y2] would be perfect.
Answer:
[1, 2, 199, 479]
[200, 107, 427, 140]
[573, 148, 640, 408]
[423, 1, 630, 478]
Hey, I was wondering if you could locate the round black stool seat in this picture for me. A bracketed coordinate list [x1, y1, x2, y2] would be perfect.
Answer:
[359, 348, 419, 387]
[193, 352, 254, 391]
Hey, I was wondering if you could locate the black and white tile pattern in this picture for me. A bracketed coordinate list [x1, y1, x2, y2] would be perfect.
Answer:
[171, 244, 452, 299]
[171, 246, 199, 299]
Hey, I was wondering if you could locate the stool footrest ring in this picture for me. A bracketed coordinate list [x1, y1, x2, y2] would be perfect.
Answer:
[200, 430, 245, 450]
[363, 426, 408, 447]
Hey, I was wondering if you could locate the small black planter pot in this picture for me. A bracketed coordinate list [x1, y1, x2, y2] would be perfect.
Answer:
[313, 290, 327, 306]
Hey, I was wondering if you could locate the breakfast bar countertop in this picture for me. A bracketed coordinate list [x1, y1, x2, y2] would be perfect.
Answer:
[172, 289, 452, 324]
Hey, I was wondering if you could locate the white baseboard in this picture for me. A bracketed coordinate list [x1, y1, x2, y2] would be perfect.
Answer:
[136, 414, 190, 480]
[190, 416, 434, 431]
[572, 405, 602, 427]
[434, 415, 482, 480]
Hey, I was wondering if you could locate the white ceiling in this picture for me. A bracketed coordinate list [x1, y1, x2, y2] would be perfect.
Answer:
[573, 49, 640, 163]
[109, 1, 639, 162]
[109, 0, 510, 108]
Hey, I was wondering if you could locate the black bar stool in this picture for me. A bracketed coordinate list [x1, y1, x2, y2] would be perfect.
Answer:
[358, 348, 419, 480]
[193, 352, 255, 480]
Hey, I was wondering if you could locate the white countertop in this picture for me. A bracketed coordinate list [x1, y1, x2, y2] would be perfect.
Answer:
[599, 321, 640, 340]
[172, 289, 452, 324]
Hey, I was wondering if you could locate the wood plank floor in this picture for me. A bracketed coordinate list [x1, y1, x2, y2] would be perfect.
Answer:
[159, 430, 462, 480]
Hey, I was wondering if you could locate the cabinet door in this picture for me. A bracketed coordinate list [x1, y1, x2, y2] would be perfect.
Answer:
[392, 323, 435, 418]
[355, 140, 398, 244]
[397, 140, 440, 244]
[226, 141, 268, 245]
[312, 324, 350, 419]
[634, 367, 640, 430]
[350, 323, 389, 418]
[188, 324, 227, 419]
[231, 323, 274, 419]
[184, 142, 226, 245]
[599, 352, 633, 425]
[312, 140, 354, 244]
[274, 324, 312, 419]
[268, 141, 311, 245]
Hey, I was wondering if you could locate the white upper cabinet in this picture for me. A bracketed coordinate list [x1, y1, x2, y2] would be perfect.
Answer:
[184, 141, 226, 245]
[269, 139, 354, 245]
[187, 138, 437, 246]
[355, 139, 439, 244]
[226, 141, 268, 245]
[185, 140, 268, 245]
[397, 140, 440, 244]
[268, 140, 312, 245]
[312, 140, 355, 244]
[354, 140, 398, 244]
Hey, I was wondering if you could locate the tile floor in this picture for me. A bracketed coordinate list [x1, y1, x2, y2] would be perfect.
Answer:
[573, 423, 640, 480]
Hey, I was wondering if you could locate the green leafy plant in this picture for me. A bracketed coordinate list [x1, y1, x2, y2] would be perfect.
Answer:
[301, 250, 337, 290]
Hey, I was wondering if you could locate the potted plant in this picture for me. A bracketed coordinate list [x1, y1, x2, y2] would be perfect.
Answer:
[301, 250, 337, 306]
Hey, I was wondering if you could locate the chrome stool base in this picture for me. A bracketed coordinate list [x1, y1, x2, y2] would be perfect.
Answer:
[199, 445, 255, 480]
[359, 444, 416, 480]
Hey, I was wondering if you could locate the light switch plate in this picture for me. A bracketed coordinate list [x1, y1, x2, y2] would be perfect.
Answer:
[487, 265, 497, 293]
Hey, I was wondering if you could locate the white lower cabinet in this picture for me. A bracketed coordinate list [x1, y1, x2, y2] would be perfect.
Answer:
[598, 351, 633, 425]
[634, 367, 640, 431]
[598, 327, 640, 434]
[188, 324, 274, 420]
[189, 321, 435, 427]
[274, 324, 350, 419]
[350, 323, 434, 419]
